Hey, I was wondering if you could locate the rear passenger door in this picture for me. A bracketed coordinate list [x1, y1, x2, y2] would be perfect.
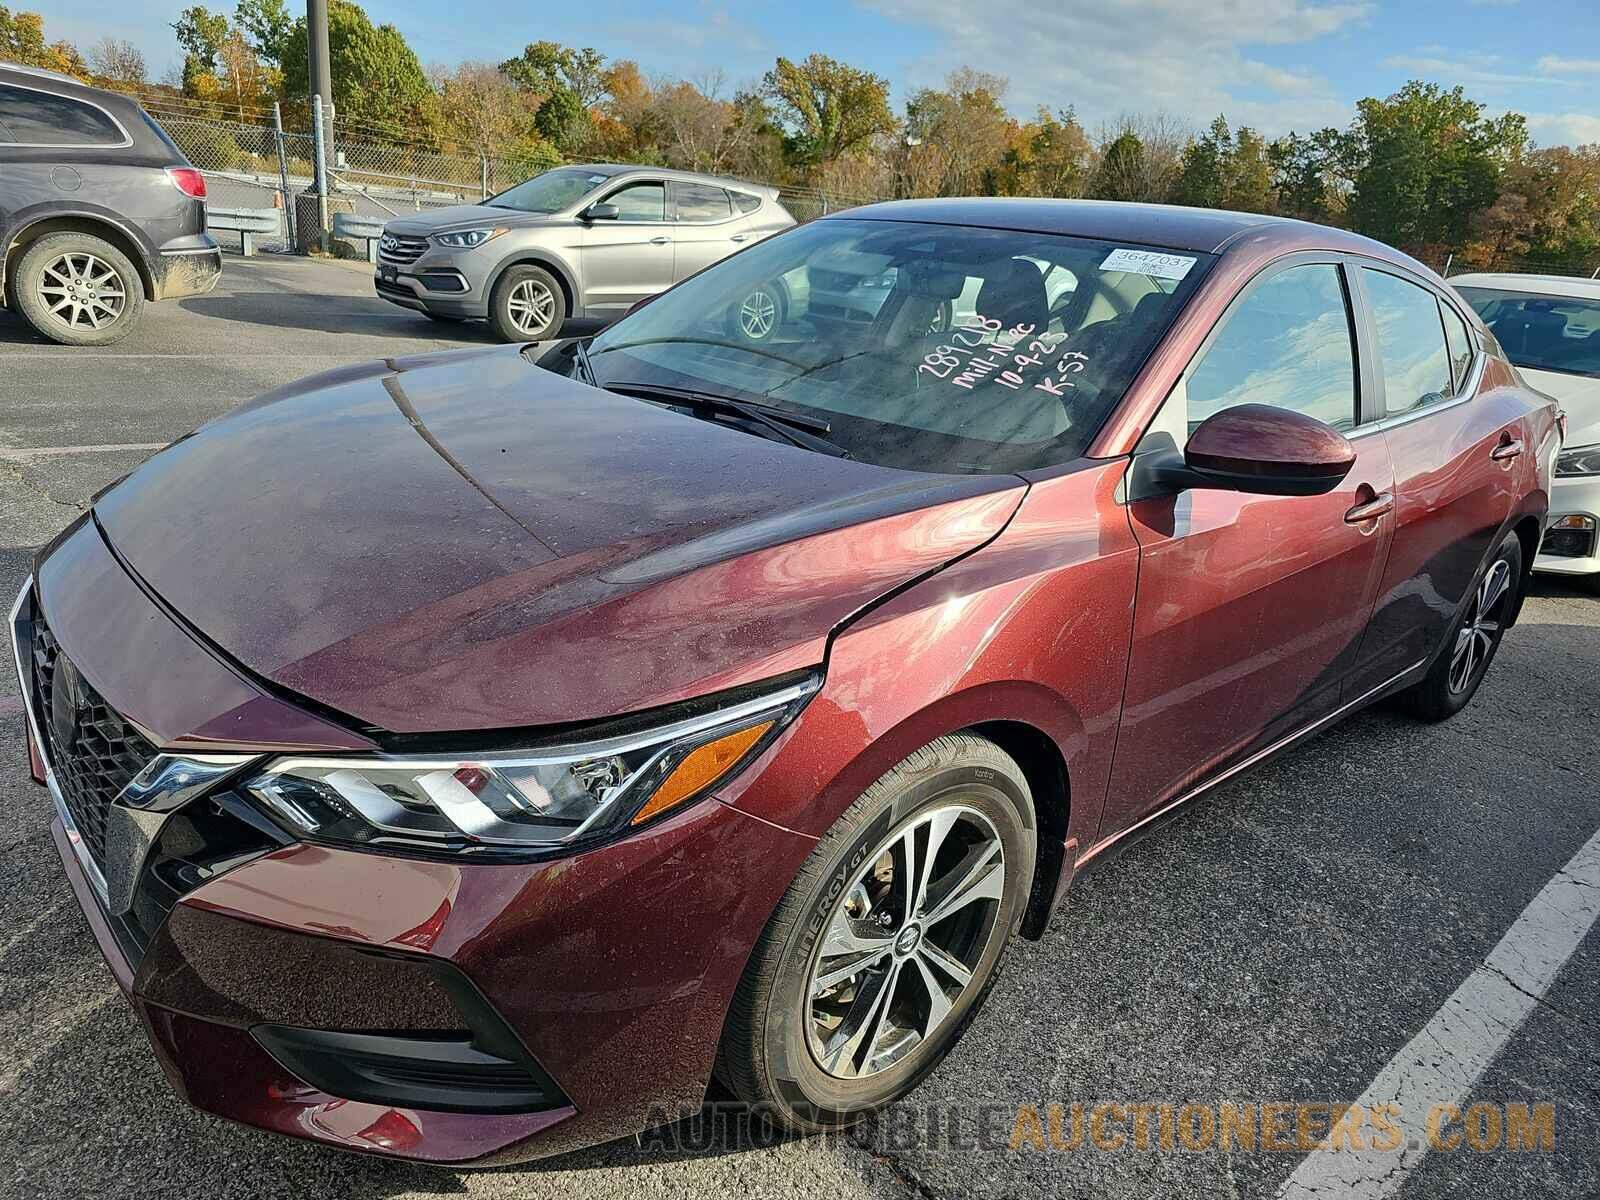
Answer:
[669, 182, 741, 281]
[1342, 265, 1522, 698]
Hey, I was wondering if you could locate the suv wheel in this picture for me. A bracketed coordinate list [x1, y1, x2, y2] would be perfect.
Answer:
[13, 232, 143, 346]
[716, 733, 1035, 1132]
[729, 283, 783, 343]
[490, 264, 564, 342]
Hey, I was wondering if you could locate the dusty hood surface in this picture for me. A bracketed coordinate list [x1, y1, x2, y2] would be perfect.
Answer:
[95, 345, 1024, 734]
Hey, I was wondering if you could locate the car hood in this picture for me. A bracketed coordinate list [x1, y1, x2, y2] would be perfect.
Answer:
[94, 345, 1025, 735]
[1519, 366, 1600, 445]
[384, 204, 562, 235]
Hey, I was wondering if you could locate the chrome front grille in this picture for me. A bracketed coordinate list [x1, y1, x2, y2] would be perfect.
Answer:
[29, 609, 156, 869]
[378, 232, 429, 265]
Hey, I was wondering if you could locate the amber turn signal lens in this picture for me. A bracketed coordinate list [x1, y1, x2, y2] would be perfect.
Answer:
[630, 721, 775, 825]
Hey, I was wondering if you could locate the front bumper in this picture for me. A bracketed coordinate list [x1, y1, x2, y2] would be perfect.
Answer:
[14, 525, 820, 1164]
[374, 253, 485, 319]
[1535, 472, 1600, 577]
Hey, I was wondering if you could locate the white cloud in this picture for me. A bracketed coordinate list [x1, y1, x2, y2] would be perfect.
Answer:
[1538, 56, 1600, 75]
[861, 0, 1370, 136]
[1525, 112, 1600, 145]
[1383, 53, 1574, 90]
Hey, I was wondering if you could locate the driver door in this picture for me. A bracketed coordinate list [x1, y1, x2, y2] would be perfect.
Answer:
[579, 180, 675, 315]
[1099, 257, 1396, 839]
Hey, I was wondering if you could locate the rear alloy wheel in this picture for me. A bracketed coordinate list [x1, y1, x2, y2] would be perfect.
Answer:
[716, 734, 1035, 1131]
[1395, 529, 1521, 720]
[14, 232, 143, 346]
[489, 264, 565, 342]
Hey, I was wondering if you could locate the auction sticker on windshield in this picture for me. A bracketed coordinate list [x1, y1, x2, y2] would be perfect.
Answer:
[1100, 248, 1197, 281]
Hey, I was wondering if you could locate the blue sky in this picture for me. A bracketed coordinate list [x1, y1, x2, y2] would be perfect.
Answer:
[39, 0, 1600, 145]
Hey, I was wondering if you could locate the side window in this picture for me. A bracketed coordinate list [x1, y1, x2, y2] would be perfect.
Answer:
[1183, 263, 1357, 433]
[1439, 300, 1475, 393]
[675, 182, 732, 222]
[0, 84, 125, 146]
[731, 191, 762, 214]
[605, 182, 665, 222]
[1362, 268, 1453, 414]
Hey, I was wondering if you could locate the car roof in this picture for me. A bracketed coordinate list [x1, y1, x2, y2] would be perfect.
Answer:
[1447, 272, 1600, 301]
[562, 162, 780, 199]
[829, 197, 1421, 262]
[0, 60, 142, 111]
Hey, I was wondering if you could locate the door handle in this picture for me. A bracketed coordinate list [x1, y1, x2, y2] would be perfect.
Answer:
[1490, 434, 1524, 462]
[730, 233, 747, 243]
[1344, 492, 1394, 524]
[650, 236, 671, 245]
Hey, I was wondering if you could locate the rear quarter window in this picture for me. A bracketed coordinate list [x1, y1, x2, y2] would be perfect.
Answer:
[731, 192, 762, 215]
[0, 83, 127, 147]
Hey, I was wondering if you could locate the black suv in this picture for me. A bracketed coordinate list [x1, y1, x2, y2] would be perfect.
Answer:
[0, 62, 220, 345]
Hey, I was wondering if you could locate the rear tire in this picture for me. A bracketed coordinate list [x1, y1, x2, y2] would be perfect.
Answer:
[728, 282, 784, 343]
[716, 734, 1035, 1133]
[1394, 530, 1521, 721]
[13, 232, 143, 346]
[489, 264, 564, 342]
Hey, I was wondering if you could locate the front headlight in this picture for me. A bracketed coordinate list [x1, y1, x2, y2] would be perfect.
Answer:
[243, 675, 817, 856]
[1556, 443, 1600, 477]
[431, 227, 507, 249]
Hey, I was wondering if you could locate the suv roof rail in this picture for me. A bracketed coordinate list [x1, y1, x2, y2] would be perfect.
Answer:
[0, 59, 84, 84]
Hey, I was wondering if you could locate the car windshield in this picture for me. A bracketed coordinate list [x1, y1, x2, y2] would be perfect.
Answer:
[1457, 286, 1600, 378]
[489, 168, 613, 214]
[585, 218, 1213, 474]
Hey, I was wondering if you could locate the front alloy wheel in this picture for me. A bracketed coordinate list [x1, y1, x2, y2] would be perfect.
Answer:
[716, 733, 1035, 1131]
[805, 805, 1006, 1079]
[488, 263, 565, 342]
[730, 284, 782, 342]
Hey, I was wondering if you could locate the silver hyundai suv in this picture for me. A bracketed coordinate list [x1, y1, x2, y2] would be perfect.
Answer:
[374, 164, 795, 342]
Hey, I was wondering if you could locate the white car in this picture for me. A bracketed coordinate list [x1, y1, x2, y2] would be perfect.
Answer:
[1453, 273, 1600, 591]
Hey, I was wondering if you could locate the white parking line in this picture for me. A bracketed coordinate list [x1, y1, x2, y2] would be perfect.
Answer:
[0, 443, 166, 461]
[1278, 827, 1600, 1199]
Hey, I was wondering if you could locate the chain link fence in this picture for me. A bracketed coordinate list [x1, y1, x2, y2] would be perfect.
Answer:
[145, 106, 894, 256]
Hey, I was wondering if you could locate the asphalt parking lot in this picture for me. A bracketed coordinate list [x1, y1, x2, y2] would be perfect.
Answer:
[2, 254, 1598, 1200]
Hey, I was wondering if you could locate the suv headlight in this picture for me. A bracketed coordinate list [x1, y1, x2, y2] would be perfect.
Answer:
[431, 227, 507, 249]
[1556, 443, 1600, 477]
[243, 676, 816, 856]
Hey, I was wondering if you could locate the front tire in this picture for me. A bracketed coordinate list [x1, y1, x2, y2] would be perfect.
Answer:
[717, 734, 1035, 1132]
[1395, 530, 1521, 721]
[13, 232, 143, 346]
[489, 264, 564, 342]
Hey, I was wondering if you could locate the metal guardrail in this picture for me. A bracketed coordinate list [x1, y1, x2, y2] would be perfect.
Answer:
[332, 212, 387, 262]
[206, 205, 281, 257]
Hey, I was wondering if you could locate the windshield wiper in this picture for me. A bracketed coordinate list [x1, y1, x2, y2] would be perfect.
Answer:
[607, 381, 850, 458]
[571, 337, 596, 384]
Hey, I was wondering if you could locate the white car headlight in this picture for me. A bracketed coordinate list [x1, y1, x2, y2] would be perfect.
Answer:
[244, 676, 816, 855]
[1556, 443, 1600, 477]
[431, 227, 507, 249]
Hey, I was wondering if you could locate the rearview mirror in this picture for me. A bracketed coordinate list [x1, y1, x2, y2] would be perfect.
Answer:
[583, 203, 620, 222]
[1128, 403, 1357, 501]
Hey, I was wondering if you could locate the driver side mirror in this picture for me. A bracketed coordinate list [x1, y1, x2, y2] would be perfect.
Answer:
[583, 202, 620, 222]
[1128, 403, 1357, 502]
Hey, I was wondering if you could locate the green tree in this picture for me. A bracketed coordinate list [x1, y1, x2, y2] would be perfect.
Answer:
[281, 0, 435, 134]
[1347, 81, 1528, 252]
[1173, 114, 1232, 207]
[1224, 126, 1274, 213]
[1090, 130, 1151, 201]
[762, 53, 894, 167]
[172, 5, 230, 73]
[498, 41, 605, 153]
[904, 69, 1014, 195]
[234, 0, 292, 66]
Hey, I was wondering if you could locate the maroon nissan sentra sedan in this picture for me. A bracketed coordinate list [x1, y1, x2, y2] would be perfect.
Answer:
[11, 199, 1556, 1163]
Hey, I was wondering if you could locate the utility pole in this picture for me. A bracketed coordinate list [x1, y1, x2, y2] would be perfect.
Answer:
[306, 0, 332, 119]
